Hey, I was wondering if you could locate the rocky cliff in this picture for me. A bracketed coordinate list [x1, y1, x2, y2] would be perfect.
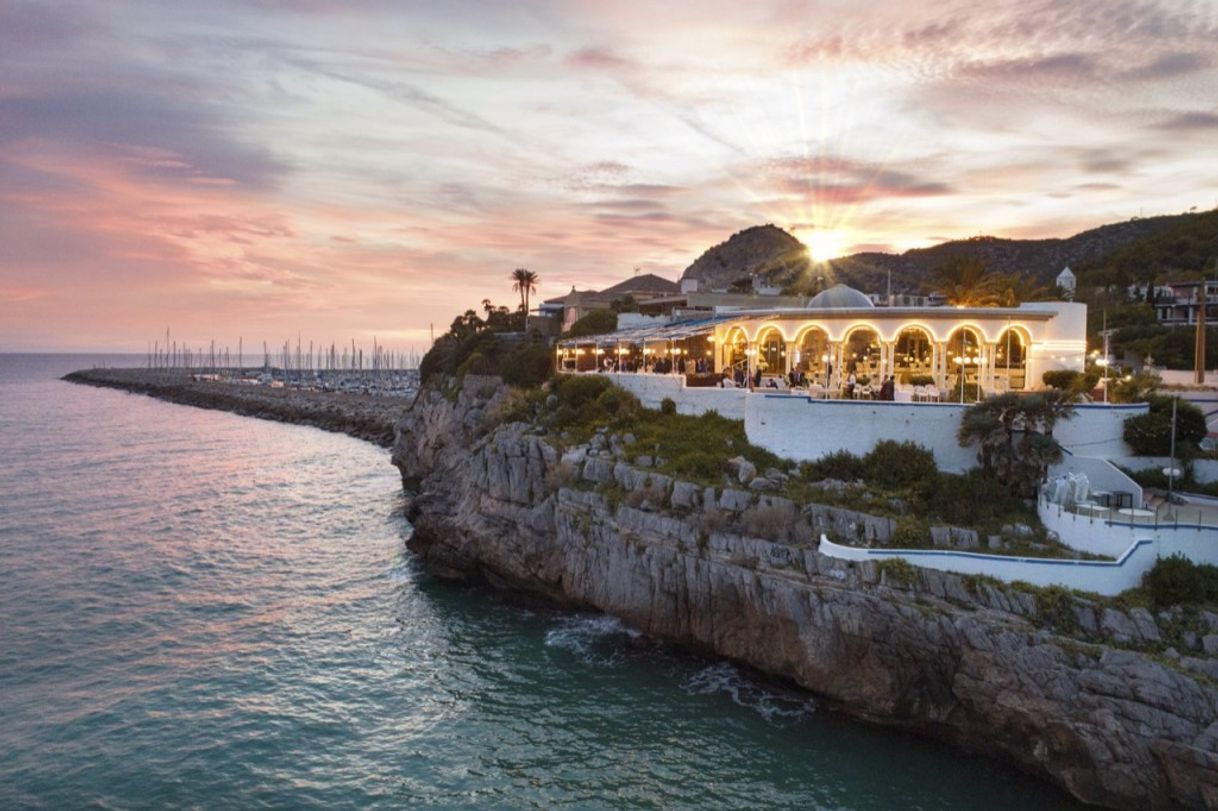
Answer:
[394, 376, 1218, 810]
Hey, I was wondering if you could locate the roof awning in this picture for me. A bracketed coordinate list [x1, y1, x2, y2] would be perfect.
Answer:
[556, 315, 732, 348]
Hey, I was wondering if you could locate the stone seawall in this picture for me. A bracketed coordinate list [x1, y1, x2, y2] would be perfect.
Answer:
[64, 368, 406, 447]
[393, 376, 1218, 810]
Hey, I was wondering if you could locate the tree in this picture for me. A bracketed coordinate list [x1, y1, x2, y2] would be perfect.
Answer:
[957, 390, 1075, 498]
[511, 268, 539, 314]
[564, 309, 617, 338]
[996, 273, 1054, 307]
[1122, 396, 1208, 456]
[934, 256, 1002, 306]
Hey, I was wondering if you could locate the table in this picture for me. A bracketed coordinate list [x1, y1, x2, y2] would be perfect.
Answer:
[894, 390, 913, 402]
[1075, 503, 1110, 517]
[1117, 507, 1155, 522]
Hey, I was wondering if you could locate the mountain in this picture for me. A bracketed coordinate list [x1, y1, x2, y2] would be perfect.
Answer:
[680, 212, 1211, 296]
[679, 225, 809, 292]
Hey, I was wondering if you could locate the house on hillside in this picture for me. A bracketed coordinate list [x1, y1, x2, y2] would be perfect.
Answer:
[539, 273, 681, 332]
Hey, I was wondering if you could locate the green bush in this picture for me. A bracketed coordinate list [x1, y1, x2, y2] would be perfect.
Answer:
[802, 450, 866, 482]
[1122, 396, 1207, 456]
[1043, 370, 1082, 391]
[889, 517, 931, 547]
[863, 440, 938, 492]
[910, 374, 936, 387]
[1143, 554, 1218, 608]
[554, 374, 614, 410]
[930, 469, 1030, 528]
[501, 343, 553, 389]
[660, 397, 677, 415]
[564, 309, 617, 338]
[667, 450, 724, 481]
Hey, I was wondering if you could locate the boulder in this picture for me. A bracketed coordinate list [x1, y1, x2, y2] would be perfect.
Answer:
[718, 488, 752, 512]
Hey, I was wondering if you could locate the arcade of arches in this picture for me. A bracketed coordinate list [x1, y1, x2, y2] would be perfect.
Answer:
[714, 322, 1030, 392]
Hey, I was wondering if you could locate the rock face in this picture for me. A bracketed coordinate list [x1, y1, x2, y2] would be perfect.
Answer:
[392, 378, 1218, 810]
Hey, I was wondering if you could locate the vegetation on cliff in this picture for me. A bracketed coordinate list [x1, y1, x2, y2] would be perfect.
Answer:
[420, 303, 552, 388]
[498, 375, 1046, 543]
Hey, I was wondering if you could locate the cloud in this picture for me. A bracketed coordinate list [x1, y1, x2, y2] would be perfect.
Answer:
[0, 90, 289, 190]
[1123, 51, 1212, 80]
[1154, 111, 1218, 131]
[760, 155, 953, 202]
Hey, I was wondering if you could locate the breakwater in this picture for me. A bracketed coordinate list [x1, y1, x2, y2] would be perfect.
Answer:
[393, 376, 1218, 810]
[64, 368, 406, 447]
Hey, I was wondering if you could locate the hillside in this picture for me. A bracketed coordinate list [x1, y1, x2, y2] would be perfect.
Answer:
[680, 212, 1209, 296]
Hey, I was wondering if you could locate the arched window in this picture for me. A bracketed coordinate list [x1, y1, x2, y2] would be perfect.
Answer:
[893, 326, 933, 382]
[946, 326, 984, 398]
[796, 327, 829, 379]
[758, 328, 786, 374]
[843, 327, 881, 382]
[995, 328, 1027, 390]
[723, 328, 748, 373]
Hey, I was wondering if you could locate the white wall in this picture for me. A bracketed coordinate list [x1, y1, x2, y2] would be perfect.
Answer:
[604, 373, 747, 419]
[747, 396, 977, 471]
[820, 535, 1155, 595]
[602, 372, 1145, 470]
[1057, 404, 1144, 458]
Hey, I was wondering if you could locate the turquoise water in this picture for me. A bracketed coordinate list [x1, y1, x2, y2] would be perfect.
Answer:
[0, 355, 1084, 809]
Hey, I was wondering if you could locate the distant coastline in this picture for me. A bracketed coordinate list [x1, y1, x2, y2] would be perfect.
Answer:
[63, 368, 408, 448]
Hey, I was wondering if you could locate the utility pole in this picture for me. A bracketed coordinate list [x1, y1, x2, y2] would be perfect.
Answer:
[1195, 279, 1207, 385]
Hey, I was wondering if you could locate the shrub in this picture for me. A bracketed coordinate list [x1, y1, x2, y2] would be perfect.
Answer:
[863, 440, 938, 492]
[1143, 554, 1218, 608]
[501, 343, 553, 389]
[889, 517, 931, 547]
[564, 309, 617, 338]
[1122, 396, 1207, 456]
[667, 451, 724, 481]
[1035, 585, 1079, 633]
[910, 374, 936, 387]
[660, 397, 677, 415]
[554, 374, 614, 410]
[742, 505, 792, 542]
[802, 450, 866, 482]
[878, 557, 918, 586]
[1043, 370, 1082, 391]
[456, 350, 494, 377]
[930, 470, 1031, 528]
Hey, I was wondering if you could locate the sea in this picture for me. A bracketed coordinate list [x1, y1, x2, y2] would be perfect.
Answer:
[0, 354, 1084, 809]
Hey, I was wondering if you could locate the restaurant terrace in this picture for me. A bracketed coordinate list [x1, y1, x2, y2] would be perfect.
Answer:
[556, 284, 1087, 401]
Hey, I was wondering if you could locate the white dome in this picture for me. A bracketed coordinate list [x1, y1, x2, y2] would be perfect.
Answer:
[808, 284, 874, 309]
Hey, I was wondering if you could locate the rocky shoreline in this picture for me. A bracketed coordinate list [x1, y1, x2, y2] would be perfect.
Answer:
[394, 376, 1218, 810]
[65, 368, 1218, 808]
[63, 368, 406, 447]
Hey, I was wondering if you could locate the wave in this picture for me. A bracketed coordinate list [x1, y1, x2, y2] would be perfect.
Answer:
[543, 614, 642, 666]
[682, 662, 815, 726]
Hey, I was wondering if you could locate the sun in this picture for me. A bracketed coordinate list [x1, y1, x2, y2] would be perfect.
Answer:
[796, 229, 848, 263]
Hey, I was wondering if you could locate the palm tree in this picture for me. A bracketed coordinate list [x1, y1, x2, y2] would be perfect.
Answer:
[995, 273, 1055, 307]
[935, 256, 1001, 306]
[957, 390, 1075, 497]
[511, 268, 539, 314]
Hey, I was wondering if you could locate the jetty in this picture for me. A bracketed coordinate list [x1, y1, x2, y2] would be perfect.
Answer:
[64, 368, 415, 447]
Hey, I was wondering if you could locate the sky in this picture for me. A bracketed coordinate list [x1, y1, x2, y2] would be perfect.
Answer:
[2, 0, 1218, 353]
